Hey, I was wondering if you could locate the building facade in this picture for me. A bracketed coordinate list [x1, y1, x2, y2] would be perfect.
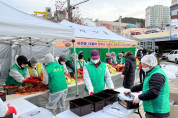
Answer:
[95, 21, 129, 34]
[171, 0, 178, 26]
[172, 0, 178, 6]
[145, 5, 170, 27]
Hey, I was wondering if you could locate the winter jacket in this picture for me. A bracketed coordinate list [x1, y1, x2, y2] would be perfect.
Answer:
[136, 51, 142, 58]
[122, 55, 136, 89]
[66, 60, 75, 72]
[131, 69, 170, 117]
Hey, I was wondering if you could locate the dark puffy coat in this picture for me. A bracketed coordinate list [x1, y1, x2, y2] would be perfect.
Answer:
[136, 51, 142, 58]
[122, 55, 136, 89]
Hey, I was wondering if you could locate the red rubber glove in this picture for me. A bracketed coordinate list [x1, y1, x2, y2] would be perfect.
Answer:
[27, 77, 33, 80]
[139, 64, 142, 70]
[111, 88, 114, 91]
[23, 78, 38, 84]
[136, 57, 140, 59]
[6, 106, 17, 115]
[40, 73, 43, 80]
[89, 92, 94, 96]
[77, 68, 83, 74]
[65, 74, 70, 78]
[32, 76, 41, 80]
[123, 89, 131, 94]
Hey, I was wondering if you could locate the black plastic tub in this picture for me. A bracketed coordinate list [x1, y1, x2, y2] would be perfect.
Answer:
[0, 92, 6, 101]
[3, 86, 18, 95]
[70, 98, 92, 116]
[0, 114, 13, 118]
[101, 89, 120, 102]
[118, 94, 139, 109]
[83, 95, 105, 112]
[93, 92, 114, 106]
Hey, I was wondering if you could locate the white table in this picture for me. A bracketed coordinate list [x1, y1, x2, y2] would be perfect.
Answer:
[56, 87, 142, 118]
[4, 87, 142, 118]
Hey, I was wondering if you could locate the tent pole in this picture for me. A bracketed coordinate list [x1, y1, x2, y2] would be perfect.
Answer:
[52, 42, 55, 57]
[29, 37, 32, 57]
[72, 39, 79, 97]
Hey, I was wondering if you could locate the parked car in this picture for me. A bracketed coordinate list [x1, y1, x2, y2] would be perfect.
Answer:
[162, 52, 169, 60]
[167, 50, 178, 64]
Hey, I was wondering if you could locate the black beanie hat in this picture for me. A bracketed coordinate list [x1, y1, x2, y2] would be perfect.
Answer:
[17, 55, 28, 66]
[142, 49, 147, 54]
[78, 54, 84, 59]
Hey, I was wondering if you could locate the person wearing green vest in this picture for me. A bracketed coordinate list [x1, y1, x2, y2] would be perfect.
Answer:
[66, 53, 78, 73]
[83, 50, 114, 96]
[5, 55, 38, 87]
[43, 53, 68, 115]
[116, 53, 123, 64]
[58, 55, 68, 74]
[124, 55, 170, 118]
[77, 54, 86, 69]
[104, 53, 114, 67]
[26, 57, 44, 80]
[121, 51, 125, 64]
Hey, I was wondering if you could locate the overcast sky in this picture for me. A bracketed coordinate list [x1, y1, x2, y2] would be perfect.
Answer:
[0, 0, 171, 21]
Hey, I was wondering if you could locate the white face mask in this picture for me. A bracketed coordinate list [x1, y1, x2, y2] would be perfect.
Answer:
[61, 62, 65, 65]
[32, 66, 36, 68]
[31, 64, 37, 68]
[91, 59, 100, 64]
[142, 67, 150, 72]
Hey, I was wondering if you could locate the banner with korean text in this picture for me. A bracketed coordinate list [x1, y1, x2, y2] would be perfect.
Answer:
[55, 38, 137, 48]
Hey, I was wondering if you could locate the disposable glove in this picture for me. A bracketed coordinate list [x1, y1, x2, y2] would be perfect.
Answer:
[88, 88, 94, 96]
[121, 74, 125, 79]
[6, 105, 17, 115]
[123, 89, 131, 94]
[77, 68, 83, 74]
[133, 95, 140, 105]
[111, 88, 114, 91]
[32, 76, 41, 80]
[65, 74, 70, 78]
[23, 77, 38, 84]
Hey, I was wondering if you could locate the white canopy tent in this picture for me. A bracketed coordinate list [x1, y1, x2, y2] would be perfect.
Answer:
[0, 2, 83, 95]
[59, 20, 135, 53]
[59, 20, 134, 42]
[0, 2, 74, 45]
[59, 21, 135, 95]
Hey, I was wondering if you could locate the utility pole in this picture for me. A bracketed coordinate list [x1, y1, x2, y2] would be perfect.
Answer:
[56, 7, 58, 22]
[67, 0, 72, 22]
[169, 18, 172, 40]
[67, 0, 89, 22]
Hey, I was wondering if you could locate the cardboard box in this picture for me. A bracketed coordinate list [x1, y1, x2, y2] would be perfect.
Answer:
[169, 93, 178, 118]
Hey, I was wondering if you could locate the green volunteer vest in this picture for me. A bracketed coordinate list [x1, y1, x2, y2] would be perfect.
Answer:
[121, 56, 125, 64]
[85, 61, 106, 93]
[116, 56, 121, 64]
[5, 64, 27, 87]
[104, 57, 112, 63]
[45, 62, 67, 93]
[142, 65, 170, 113]
[77, 60, 85, 68]
[66, 56, 72, 62]
[66, 56, 74, 72]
